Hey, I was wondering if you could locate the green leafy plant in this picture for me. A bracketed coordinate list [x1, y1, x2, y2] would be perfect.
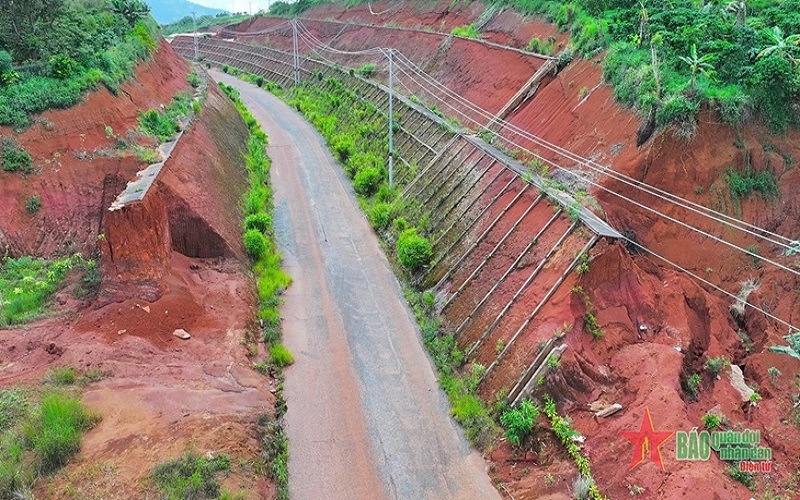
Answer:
[702, 413, 721, 430]
[1, 140, 33, 173]
[684, 373, 702, 401]
[25, 194, 41, 214]
[245, 213, 273, 234]
[725, 464, 755, 490]
[451, 24, 481, 39]
[703, 356, 730, 378]
[500, 400, 540, 447]
[269, 343, 294, 368]
[243, 229, 268, 261]
[396, 228, 433, 272]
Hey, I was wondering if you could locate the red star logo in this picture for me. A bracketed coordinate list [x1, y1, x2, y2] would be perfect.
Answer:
[620, 407, 673, 471]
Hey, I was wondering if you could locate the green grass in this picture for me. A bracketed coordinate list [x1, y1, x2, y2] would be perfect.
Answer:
[726, 166, 779, 201]
[138, 92, 193, 142]
[0, 254, 97, 327]
[451, 24, 482, 39]
[269, 343, 294, 368]
[151, 452, 231, 500]
[0, 389, 98, 496]
[1, 139, 33, 173]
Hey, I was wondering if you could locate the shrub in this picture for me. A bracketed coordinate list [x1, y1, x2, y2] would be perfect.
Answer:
[269, 343, 294, 368]
[370, 202, 392, 230]
[726, 464, 755, 490]
[152, 452, 231, 500]
[451, 24, 481, 39]
[703, 356, 730, 377]
[187, 71, 201, 88]
[354, 166, 382, 196]
[244, 229, 268, 261]
[684, 373, 702, 401]
[23, 392, 98, 473]
[702, 413, 721, 429]
[330, 133, 355, 163]
[357, 63, 376, 78]
[49, 55, 80, 80]
[396, 228, 433, 272]
[1, 142, 33, 173]
[25, 194, 41, 214]
[244, 213, 272, 234]
[500, 400, 539, 447]
[726, 167, 779, 201]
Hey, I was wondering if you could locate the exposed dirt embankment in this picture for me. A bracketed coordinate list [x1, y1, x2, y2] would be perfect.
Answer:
[0, 43, 190, 258]
[1, 41, 272, 497]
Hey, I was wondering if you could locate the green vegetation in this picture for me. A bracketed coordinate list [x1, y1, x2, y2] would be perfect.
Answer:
[357, 63, 376, 78]
[25, 195, 41, 214]
[726, 463, 755, 489]
[500, 400, 540, 447]
[486, 0, 800, 132]
[572, 286, 603, 339]
[152, 452, 231, 499]
[396, 228, 433, 272]
[0, 0, 159, 129]
[138, 92, 193, 142]
[542, 395, 604, 500]
[526, 36, 556, 54]
[684, 372, 702, 401]
[269, 343, 294, 368]
[1, 139, 33, 173]
[451, 24, 482, 39]
[702, 412, 721, 429]
[161, 13, 252, 36]
[703, 355, 731, 377]
[219, 82, 290, 500]
[0, 254, 98, 327]
[726, 166, 779, 201]
[1, 389, 98, 496]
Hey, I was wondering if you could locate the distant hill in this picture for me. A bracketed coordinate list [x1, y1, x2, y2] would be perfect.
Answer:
[144, 0, 225, 25]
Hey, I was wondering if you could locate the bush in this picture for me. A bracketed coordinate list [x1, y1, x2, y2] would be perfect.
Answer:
[269, 343, 294, 368]
[726, 167, 779, 201]
[244, 230, 268, 261]
[357, 63, 376, 78]
[245, 213, 272, 234]
[152, 452, 231, 500]
[25, 194, 41, 214]
[23, 392, 97, 473]
[370, 202, 392, 230]
[187, 71, 202, 88]
[500, 400, 540, 447]
[451, 24, 481, 39]
[396, 228, 433, 272]
[703, 356, 731, 377]
[702, 413, 721, 429]
[656, 94, 699, 130]
[49, 55, 80, 80]
[354, 166, 382, 196]
[684, 373, 702, 401]
[1, 142, 33, 173]
[330, 133, 355, 163]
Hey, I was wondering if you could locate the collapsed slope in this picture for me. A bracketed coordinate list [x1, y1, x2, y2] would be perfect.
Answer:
[0, 40, 278, 497]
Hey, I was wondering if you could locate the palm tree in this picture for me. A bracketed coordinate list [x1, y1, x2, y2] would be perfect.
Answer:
[758, 26, 800, 65]
[679, 44, 715, 90]
[725, 0, 747, 27]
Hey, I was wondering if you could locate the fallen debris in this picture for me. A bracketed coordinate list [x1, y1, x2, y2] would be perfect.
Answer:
[172, 329, 191, 340]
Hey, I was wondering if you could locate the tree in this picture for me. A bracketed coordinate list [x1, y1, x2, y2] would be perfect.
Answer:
[0, 0, 66, 61]
[110, 0, 150, 26]
[758, 26, 800, 66]
[679, 43, 715, 90]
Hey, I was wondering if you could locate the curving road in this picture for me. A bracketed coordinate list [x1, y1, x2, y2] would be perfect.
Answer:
[212, 72, 499, 500]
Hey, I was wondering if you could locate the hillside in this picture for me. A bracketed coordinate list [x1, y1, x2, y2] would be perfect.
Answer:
[145, 0, 224, 24]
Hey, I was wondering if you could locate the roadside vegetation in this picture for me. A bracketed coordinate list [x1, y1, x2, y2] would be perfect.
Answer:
[0, 254, 100, 328]
[0, 0, 159, 130]
[218, 82, 291, 500]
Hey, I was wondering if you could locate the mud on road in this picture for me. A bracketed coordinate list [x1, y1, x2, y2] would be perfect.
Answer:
[213, 72, 499, 500]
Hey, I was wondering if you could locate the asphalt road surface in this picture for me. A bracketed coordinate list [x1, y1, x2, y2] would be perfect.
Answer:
[212, 72, 499, 500]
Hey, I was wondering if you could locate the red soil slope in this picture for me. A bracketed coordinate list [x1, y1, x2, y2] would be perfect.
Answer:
[0, 42, 274, 497]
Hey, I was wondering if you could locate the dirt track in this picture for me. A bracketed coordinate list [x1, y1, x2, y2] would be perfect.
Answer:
[212, 72, 499, 500]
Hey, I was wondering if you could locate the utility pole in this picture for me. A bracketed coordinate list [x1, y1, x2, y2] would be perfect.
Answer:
[292, 20, 300, 86]
[192, 11, 199, 61]
[387, 48, 394, 188]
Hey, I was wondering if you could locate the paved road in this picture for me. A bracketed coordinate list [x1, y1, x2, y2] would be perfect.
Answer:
[212, 72, 499, 500]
